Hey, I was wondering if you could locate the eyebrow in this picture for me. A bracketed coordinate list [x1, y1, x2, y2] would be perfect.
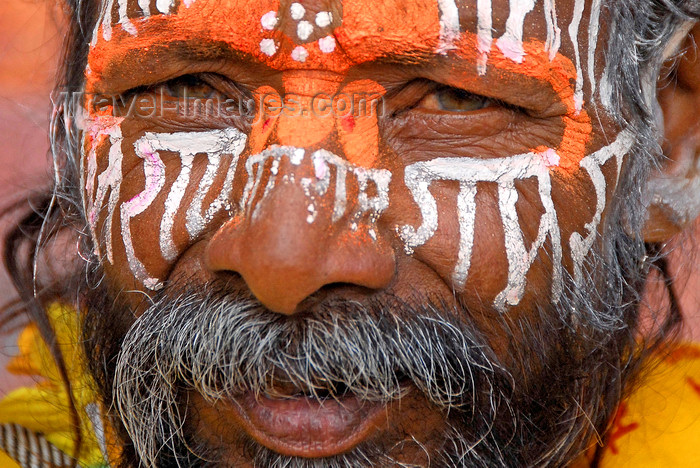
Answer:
[86, 36, 256, 94]
[87, 25, 570, 119]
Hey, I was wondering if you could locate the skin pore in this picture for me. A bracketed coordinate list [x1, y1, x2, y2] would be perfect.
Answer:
[76, 0, 647, 466]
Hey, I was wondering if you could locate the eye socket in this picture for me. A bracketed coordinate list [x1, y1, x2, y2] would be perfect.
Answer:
[416, 86, 493, 113]
[386, 79, 500, 117]
[160, 74, 218, 99]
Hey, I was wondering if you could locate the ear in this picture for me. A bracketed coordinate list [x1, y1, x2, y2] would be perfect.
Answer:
[643, 23, 700, 242]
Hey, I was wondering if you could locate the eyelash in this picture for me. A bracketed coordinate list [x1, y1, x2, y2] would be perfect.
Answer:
[384, 79, 524, 117]
[161, 75, 219, 99]
[122, 74, 522, 119]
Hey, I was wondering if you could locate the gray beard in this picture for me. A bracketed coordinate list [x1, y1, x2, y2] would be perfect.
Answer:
[113, 289, 504, 467]
[84, 270, 637, 467]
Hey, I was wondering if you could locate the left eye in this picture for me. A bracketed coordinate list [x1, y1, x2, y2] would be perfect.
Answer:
[417, 86, 492, 112]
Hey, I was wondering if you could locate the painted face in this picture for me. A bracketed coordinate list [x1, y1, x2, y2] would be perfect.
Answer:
[80, 0, 633, 463]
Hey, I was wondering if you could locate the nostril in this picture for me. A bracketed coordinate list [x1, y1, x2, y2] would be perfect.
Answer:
[204, 179, 396, 315]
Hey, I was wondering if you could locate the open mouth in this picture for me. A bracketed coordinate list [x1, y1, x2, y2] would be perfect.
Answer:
[226, 382, 404, 458]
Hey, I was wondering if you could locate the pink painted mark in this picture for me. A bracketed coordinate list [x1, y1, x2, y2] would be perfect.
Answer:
[538, 148, 560, 167]
[129, 140, 164, 208]
[261, 11, 278, 30]
[496, 37, 525, 63]
[314, 156, 328, 179]
[318, 35, 336, 53]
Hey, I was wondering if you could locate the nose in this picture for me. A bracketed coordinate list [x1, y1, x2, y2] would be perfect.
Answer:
[204, 150, 395, 315]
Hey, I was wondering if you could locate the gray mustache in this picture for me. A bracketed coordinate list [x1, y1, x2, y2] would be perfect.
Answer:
[113, 288, 506, 465]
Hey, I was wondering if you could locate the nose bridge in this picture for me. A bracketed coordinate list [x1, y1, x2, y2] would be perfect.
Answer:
[204, 75, 394, 314]
[239, 72, 390, 233]
[248, 72, 385, 163]
[238, 144, 390, 230]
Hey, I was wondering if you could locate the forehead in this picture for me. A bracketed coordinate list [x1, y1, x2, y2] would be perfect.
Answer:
[87, 0, 593, 88]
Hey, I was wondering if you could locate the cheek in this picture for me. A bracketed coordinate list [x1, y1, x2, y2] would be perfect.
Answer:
[391, 130, 633, 314]
[81, 116, 125, 265]
[83, 125, 248, 292]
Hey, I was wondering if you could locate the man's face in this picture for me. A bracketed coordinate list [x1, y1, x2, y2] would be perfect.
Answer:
[79, 0, 632, 465]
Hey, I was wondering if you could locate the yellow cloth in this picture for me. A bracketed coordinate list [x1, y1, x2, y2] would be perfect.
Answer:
[0, 451, 20, 468]
[0, 304, 107, 467]
[0, 304, 699, 467]
[596, 345, 700, 467]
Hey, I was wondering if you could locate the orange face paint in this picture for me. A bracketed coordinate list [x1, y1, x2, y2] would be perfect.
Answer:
[86, 0, 443, 92]
[450, 32, 593, 174]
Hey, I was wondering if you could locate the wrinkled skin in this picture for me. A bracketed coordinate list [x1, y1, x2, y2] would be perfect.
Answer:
[80, 0, 652, 465]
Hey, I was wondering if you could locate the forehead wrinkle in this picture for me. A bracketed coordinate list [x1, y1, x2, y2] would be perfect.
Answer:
[86, 0, 605, 118]
[87, 0, 455, 84]
[86, 37, 273, 94]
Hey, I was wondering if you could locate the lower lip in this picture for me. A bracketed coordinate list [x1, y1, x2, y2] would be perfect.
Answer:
[229, 392, 388, 458]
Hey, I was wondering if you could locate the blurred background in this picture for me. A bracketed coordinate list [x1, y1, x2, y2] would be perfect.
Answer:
[0, 0, 64, 392]
[0, 1, 697, 396]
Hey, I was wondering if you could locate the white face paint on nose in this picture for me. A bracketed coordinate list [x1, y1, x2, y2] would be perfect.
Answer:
[239, 146, 391, 229]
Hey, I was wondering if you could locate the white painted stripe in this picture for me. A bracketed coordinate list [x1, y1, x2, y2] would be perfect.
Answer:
[476, 0, 493, 75]
[495, 170, 561, 310]
[496, 0, 537, 63]
[101, 0, 115, 42]
[400, 150, 563, 311]
[453, 182, 476, 286]
[186, 153, 223, 236]
[570, 130, 634, 286]
[132, 128, 246, 264]
[138, 0, 152, 16]
[587, 0, 602, 98]
[88, 122, 125, 263]
[156, 0, 176, 14]
[568, 0, 585, 113]
[543, 0, 561, 60]
[161, 154, 194, 261]
[599, 67, 613, 110]
[117, 0, 138, 35]
[90, 0, 109, 46]
[436, 0, 461, 53]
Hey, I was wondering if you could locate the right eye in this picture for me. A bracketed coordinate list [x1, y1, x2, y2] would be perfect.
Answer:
[110, 73, 252, 124]
[160, 75, 218, 99]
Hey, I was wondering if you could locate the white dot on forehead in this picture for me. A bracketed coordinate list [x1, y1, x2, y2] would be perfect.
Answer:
[260, 11, 278, 30]
[290, 3, 305, 20]
[297, 20, 313, 40]
[315, 11, 333, 28]
[260, 38, 278, 56]
[291, 45, 309, 62]
[318, 35, 336, 53]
